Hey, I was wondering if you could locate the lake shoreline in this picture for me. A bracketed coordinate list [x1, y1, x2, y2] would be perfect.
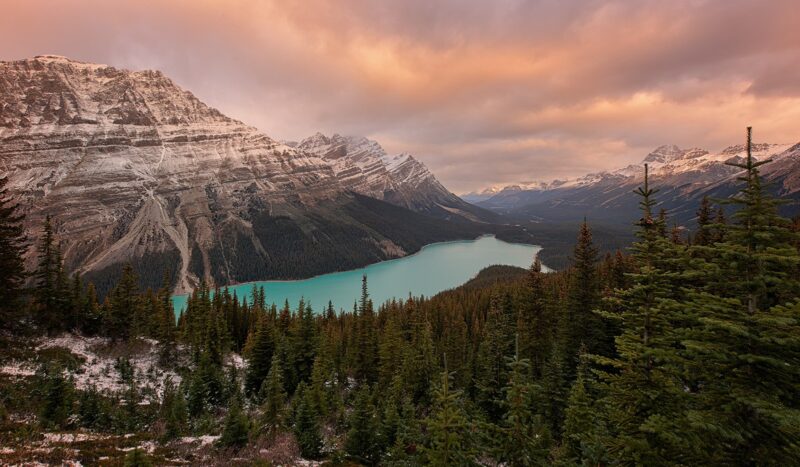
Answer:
[172, 235, 544, 314]
[174, 233, 543, 299]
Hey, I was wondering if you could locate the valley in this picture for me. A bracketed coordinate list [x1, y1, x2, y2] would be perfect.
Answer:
[171, 234, 545, 315]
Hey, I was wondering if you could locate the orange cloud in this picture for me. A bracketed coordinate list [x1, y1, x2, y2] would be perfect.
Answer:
[1, 0, 799, 192]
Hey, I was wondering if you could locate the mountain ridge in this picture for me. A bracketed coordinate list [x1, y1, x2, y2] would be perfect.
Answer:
[0, 55, 501, 294]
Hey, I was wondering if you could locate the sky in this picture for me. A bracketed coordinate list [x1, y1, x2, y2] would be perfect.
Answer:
[1, 0, 799, 193]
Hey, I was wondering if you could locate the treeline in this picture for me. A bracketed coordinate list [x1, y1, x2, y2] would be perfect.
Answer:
[0, 127, 799, 465]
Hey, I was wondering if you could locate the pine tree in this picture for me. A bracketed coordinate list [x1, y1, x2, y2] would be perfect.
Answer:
[34, 216, 63, 334]
[678, 128, 800, 464]
[475, 294, 514, 421]
[596, 164, 691, 465]
[345, 386, 381, 464]
[106, 264, 140, 341]
[355, 275, 378, 384]
[38, 364, 74, 429]
[493, 337, 552, 466]
[560, 350, 607, 465]
[294, 384, 323, 459]
[259, 353, 287, 431]
[562, 219, 605, 369]
[186, 352, 225, 413]
[245, 316, 276, 398]
[160, 379, 188, 441]
[218, 396, 250, 449]
[425, 360, 474, 466]
[0, 175, 27, 330]
[694, 196, 713, 246]
[519, 256, 553, 375]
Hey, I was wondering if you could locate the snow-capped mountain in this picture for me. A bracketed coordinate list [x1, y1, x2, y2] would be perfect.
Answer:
[476, 141, 800, 224]
[297, 132, 498, 221]
[0, 56, 493, 293]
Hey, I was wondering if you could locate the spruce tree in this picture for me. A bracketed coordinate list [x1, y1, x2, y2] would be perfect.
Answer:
[560, 350, 607, 465]
[244, 316, 275, 398]
[259, 353, 287, 431]
[694, 196, 713, 246]
[39, 364, 75, 429]
[475, 294, 514, 421]
[678, 128, 800, 464]
[218, 396, 251, 449]
[493, 337, 552, 466]
[294, 384, 323, 459]
[519, 256, 552, 375]
[345, 386, 381, 464]
[106, 264, 140, 341]
[34, 216, 63, 334]
[596, 164, 691, 465]
[425, 361, 474, 466]
[562, 219, 605, 369]
[160, 379, 188, 441]
[0, 175, 27, 330]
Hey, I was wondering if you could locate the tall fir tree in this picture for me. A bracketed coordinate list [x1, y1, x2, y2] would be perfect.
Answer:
[0, 176, 27, 331]
[425, 360, 475, 466]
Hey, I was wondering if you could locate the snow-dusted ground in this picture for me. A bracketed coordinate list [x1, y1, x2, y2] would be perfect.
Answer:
[0, 334, 182, 402]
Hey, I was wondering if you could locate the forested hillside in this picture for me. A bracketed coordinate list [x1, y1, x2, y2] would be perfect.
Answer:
[1, 131, 799, 465]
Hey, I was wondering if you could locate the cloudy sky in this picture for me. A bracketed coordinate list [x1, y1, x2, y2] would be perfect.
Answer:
[2, 0, 799, 193]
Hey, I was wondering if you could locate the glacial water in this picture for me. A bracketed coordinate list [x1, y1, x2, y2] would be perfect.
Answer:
[172, 235, 544, 315]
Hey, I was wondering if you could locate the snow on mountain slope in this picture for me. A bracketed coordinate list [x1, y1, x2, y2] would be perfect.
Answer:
[476, 140, 800, 222]
[0, 56, 491, 294]
[297, 133, 497, 221]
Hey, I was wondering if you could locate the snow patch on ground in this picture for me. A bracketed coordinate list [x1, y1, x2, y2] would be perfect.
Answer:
[179, 435, 220, 446]
[37, 334, 181, 401]
[0, 362, 36, 377]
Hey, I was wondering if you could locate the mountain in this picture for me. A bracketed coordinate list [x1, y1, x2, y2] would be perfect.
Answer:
[476, 141, 800, 225]
[0, 56, 497, 294]
[297, 132, 499, 223]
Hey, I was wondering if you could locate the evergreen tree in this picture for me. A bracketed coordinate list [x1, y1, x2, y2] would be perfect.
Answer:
[493, 337, 552, 466]
[345, 386, 381, 464]
[354, 275, 378, 384]
[519, 256, 552, 375]
[678, 128, 800, 464]
[562, 219, 605, 369]
[186, 352, 225, 414]
[560, 350, 607, 465]
[0, 175, 27, 330]
[39, 364, 74, 429]
[294, 384, 323, 459]
[34, 216, 64, 334]
[218, 396, 250, 449]
[694, 196, 713, 246]
[106, 264, 140, 341]
[475, 294, 514, 421]
[596, 164, 691, 465]
[160, 379, 188, 441]
[425, 361, 474, 466]
[244, 317, 275, 398]
[258, 353, 287, 431]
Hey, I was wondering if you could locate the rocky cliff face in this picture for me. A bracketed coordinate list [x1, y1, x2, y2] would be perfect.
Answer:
[297, 133, 498, 222]
[0, 56, 489, 294]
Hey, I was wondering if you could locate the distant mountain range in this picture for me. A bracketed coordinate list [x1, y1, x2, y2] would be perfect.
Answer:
[0, 55, 501, 294]
[466, 141, 800, 225]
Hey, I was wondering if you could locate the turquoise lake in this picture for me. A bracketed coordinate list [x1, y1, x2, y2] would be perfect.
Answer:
[171, 235, 545, 315]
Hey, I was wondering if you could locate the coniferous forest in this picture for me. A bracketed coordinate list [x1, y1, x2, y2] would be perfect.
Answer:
[1, 132, 799, 465]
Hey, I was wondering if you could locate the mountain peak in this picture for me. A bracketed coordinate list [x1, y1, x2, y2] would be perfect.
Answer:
[642, 144, 684, 165]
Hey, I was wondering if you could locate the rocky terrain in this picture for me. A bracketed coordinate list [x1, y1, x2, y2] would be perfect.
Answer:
[296, 132, 498, 222]
[0, 56, 495, 294]
[471, 141, 800, 225]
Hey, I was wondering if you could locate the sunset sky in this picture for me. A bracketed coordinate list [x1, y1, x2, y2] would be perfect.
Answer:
[2, 0, 799, 193]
